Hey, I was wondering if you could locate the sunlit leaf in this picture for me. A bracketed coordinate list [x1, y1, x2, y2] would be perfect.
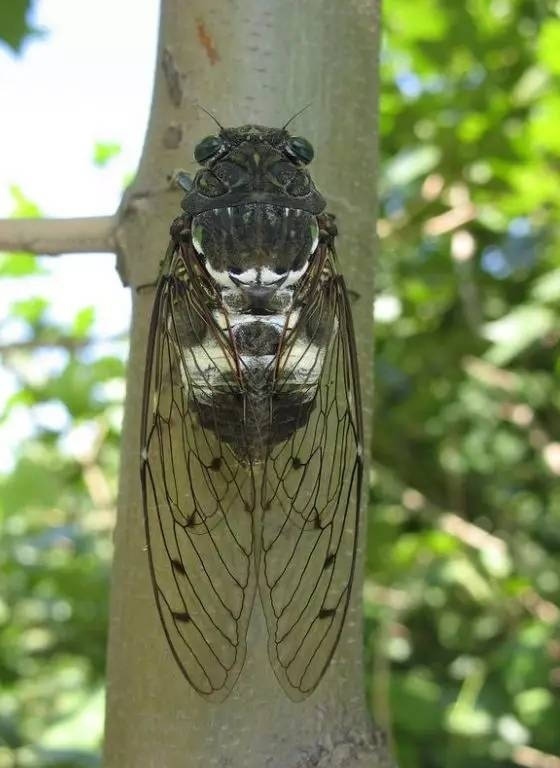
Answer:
[9, 185, 42, 218]
[72, 307, 96, 338]
[0, 0, 42, 53]
[92, 142, 121, 168]
[483, 305, 556, 365]
[537, 19, 560, 75]
[11, 297, 49, 324]
[0, 252, 44, 277]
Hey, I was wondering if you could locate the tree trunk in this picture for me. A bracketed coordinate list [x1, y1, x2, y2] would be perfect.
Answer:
[103, 1, 387, 766]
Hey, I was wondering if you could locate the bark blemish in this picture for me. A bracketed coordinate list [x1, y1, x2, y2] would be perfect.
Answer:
[161, 47, 183, 107]
[163, 122, 183, 149]
[196, 19, 220, 65]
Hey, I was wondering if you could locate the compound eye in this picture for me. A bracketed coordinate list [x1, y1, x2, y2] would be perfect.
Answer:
[286, 136, 314, 164]
[194, 135, 224, 164]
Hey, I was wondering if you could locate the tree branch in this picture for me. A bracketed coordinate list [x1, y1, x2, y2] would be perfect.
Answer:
[423, 203, 477, 236]
[0, 216, 117, 255]
[0, 333, 127, 354]
[513, 745, 560, 768]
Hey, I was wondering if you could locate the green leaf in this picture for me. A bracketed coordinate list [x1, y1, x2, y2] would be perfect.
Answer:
[0, 0, 42, 53]
[391, 672, 442, 735]
[122, 171, 136, 189]
[72, 307, 96, 338]
[512, 66, 549, 106]
[92, 142, 122, 168]
[440, 560, 493, 602]
[483, 305, 556, 365]
[11, 297, 49, 324]
[384, 0, 448, 41]
[0, 252, 44, 277]
[10, 185, 42, 218]
[43, 357, 125, 418]
[531, 268, 560, 304]
[530, 94, 560, 153]
[446, 706, 493, 737]
[515, 688, 554, 723]
[41, 687, 104, 750]
[0, 456, 65, 513]
[537, 19, 560, 75]
[383, 145, 441, 187]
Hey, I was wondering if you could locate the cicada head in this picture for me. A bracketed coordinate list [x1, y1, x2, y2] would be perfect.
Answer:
[178, 125, 324, 298]
[181, 125, 326, 216]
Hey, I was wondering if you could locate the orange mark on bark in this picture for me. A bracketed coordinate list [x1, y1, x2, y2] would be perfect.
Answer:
[196, 20, 220, 65]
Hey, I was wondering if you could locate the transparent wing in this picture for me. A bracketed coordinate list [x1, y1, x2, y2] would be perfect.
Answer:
[141, 243, 257, 702]
[259, 248, 363, 699]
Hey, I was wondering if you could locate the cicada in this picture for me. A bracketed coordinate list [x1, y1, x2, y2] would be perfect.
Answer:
[140, 124, 363, 702]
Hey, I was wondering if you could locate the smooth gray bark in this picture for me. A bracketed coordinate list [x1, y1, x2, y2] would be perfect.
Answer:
[104, 1, 387, 766]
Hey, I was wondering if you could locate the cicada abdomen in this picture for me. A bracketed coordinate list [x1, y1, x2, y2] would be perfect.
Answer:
[141, 124, 363, 701]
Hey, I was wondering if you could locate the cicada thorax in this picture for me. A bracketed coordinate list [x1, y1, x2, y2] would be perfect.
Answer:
[165, 127, 337, 462]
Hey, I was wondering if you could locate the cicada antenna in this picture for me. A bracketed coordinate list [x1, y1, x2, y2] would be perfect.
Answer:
[281, 103, 313, 131]
[196, 103, 225, 131]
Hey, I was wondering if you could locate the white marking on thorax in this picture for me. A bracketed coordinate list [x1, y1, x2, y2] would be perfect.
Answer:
[205, 262, 237, 288]
[284, 262, 310, 287]
[192, 226, 204, 255]
[233, 268, 258, 285]
[309, 227, 319, 255]
[260, 266, 284, 285]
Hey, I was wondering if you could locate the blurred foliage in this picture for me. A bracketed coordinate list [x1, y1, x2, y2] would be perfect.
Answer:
[1, 1, 560, 767]
[0, 190, 124, 767]
[0, 1, 42, 54]
[366, 0, 560, 766]
[91, 143, 122, 169]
